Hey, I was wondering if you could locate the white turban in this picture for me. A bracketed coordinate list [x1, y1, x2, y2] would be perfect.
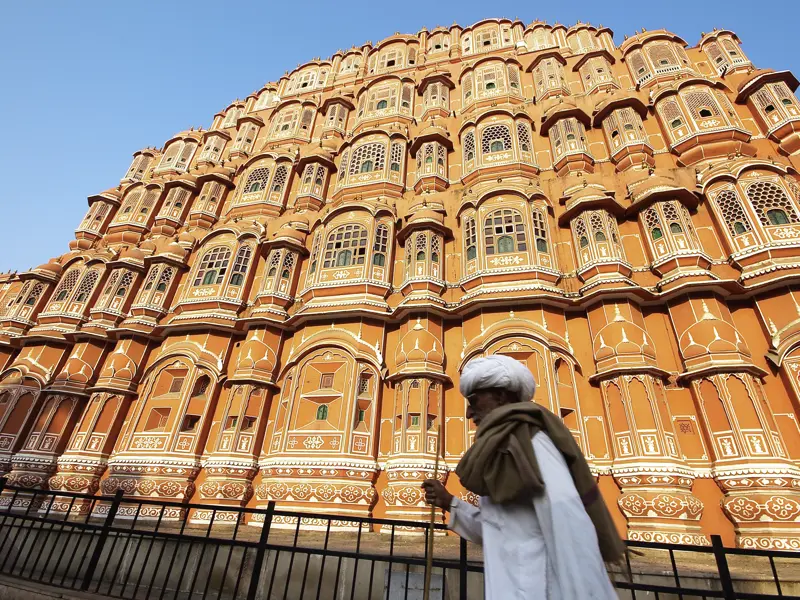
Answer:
[459, 354, 536, 403]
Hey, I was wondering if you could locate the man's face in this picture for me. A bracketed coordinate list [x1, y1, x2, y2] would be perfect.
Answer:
[465, 388, 508, 426]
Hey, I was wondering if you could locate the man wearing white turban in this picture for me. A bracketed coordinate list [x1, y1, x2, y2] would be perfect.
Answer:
[422, 354, 622, 599]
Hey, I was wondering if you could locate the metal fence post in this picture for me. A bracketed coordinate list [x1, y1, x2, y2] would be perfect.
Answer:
[247, 501, 275, 600]
[80, 489, 123, 591]
[459, 538, 468, 600]
[711, 535, 736, 600]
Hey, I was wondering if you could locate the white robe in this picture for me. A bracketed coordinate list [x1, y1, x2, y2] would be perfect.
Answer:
[449, 432, 619, 599]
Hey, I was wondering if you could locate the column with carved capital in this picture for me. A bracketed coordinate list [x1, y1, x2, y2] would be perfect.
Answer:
[589, 300, 708, 544]
[669, 294, 800, 549]
[380, 314, 448, 530]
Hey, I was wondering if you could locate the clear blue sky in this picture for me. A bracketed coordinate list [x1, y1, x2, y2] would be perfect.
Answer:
[1, 0, 797, 273]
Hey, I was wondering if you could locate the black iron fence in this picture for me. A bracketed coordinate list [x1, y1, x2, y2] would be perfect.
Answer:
[0, 478, 798, 599]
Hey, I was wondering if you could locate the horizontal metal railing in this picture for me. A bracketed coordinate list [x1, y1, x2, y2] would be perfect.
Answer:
[0, 478, 798, 599]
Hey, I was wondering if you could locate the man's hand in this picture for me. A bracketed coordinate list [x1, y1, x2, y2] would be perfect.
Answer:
[421, 479, 453, 511]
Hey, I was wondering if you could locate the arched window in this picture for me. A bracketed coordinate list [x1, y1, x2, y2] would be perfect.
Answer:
[242, 168, 270, 196]
[415, 232, 427, 262]
[714, 189, 753, 238]
[280, 252, 295, 281]
[376, 100, 388, 110]
[464, 216, 477, 261]
[194, 247, 232, 286]
[229, 245, 253, 287]
[531, 208, 550, 254]
[484, 209, 526, 255]
[517, 122, 533, 153]
[349, 142, 386, 176]
[683, 88, 722, 121]
[745, 180, 799, 227]
[481, 125, 512, 154]
[373, 224, 389, 267]
[390, 141, 404, 173]
[308, 231, 322, 276]
[156, 267, 173, 293]
[53, 269, 80, 303]
[21, 283, 44, 308]
[323, 224, 369, 268]
[316, 404, 329, 420]
[115, 272, 134, 297]
[74, 270, 100, 303]
[463, 131, 476, 164]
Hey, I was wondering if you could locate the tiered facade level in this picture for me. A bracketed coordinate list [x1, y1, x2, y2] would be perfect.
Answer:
[1, 18, 800, 548]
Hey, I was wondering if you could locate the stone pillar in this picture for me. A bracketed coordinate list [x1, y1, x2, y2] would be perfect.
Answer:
[381, 315, 447, 527]
[3, 393, 84, 510]
[194, 327, 279, 523]
[588, 300, 708, 544]
[669, 294, 800, 549]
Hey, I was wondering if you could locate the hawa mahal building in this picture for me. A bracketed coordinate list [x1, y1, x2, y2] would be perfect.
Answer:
[1, 18, 800, 550]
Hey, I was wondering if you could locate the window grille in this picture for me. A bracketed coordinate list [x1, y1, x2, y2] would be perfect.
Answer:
[272, 165, 289, 194]
[714, 189, 753, 236]
[658, 99, 686, 132]
[462, 73, 473, 104]
[168, 377, 185, 394]
[323, 224, 369, 268]
[308, 231, 322, 275]
[373, 224, 389, 266]
[401, 85, 413, 110]
[158, 143, 181, 168]
[271, 107, 299, 137]
[464, 216, 477, 260]
[52, 269, 80, 303]
[242, 168, 271, 195]
[280, 252, 295, 279]
[142, 267, 158, 291]
[683, 88, 722, 120]
[358, 375, 370, 395]
[415, 232, 427, 262]
[531, 208, 549, 254]
[349, 142, 386, 175]
[74, 270, 100, 303]
[549, 123, 564, 157]
[100, 271, 120, 302]
[390, 141, 404, 172]
[175, 142, 196, 170]
[517, 122, 533, 153]
[299, 108, 314, 133]
[463, 131, 476, 164]
[229, 245, 253, 286]
[643, 207, 664, 240]
[157, 267, 174, 293]
[194, 247, 232, 286]
[647, 43, 678, 68]
[338, 151, 350, 184]
[705, 42, 727, 69]
[481, 124, 512, 154]
[197, 181, 223, 213]
[24, 283, 44, 307]
[266, 250, 282, 277]
[484, 209, 526, 255]
[115, 272, 134, 298]
[746, 180, 799, 226]
[431, 235, 441, 263]
[508, 65, 521, 90]
[404, 237, 412, 278]
[628, 51, 649, 80]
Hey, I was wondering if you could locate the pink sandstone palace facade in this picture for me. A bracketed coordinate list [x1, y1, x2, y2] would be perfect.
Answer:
[1, 18, 800, 550]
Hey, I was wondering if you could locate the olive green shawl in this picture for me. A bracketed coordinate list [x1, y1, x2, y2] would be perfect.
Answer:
[455, 402, 625, 563]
